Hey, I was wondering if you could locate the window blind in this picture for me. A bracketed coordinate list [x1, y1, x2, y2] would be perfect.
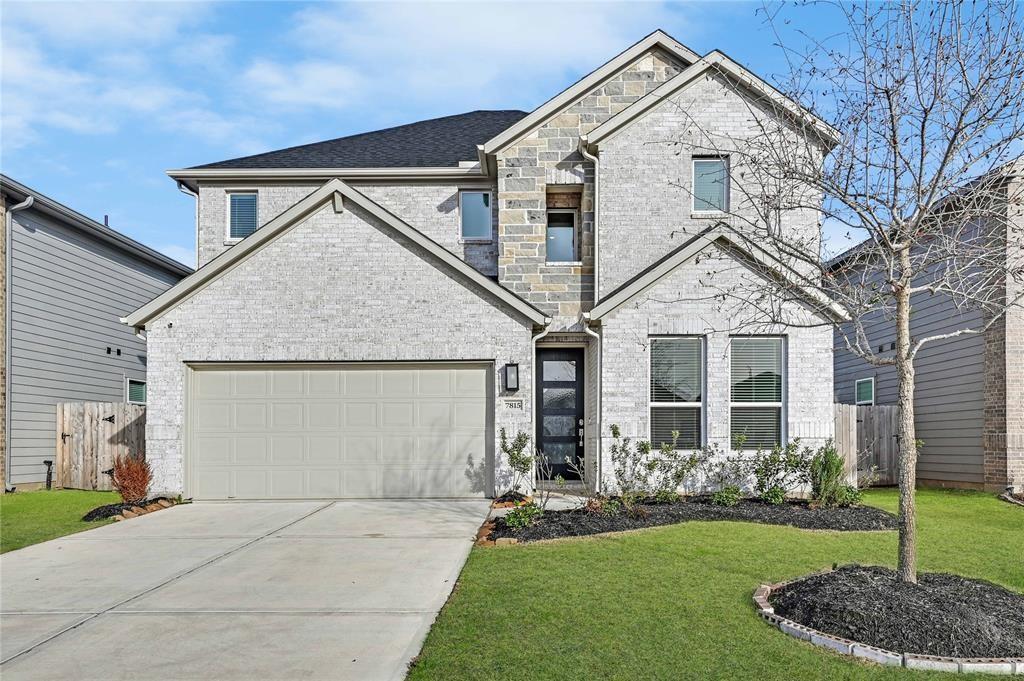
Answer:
[730, 337, 782, 402]
[650, 338, 701, 402]
[128, 380, 147, 404]
[229, 193, 258, 239]
[856, 378, 874, 404]
[731, 407, 781, 450]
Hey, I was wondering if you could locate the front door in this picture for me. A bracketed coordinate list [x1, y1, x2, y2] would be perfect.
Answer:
[536, 348, 584, 480]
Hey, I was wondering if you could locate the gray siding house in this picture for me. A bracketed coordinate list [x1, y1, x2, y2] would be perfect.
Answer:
[1, 175, 191, 488]
[832, 168, 1023, 492]
[126, 31, 846, 500]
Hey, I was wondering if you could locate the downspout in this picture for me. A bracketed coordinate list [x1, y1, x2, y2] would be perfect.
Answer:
[177, 181, 199, 270]
[579, 137, 600, 305]
[582, 313, 602, 494]
[530, 322, 552, 491]
[5, 194, 34, 489]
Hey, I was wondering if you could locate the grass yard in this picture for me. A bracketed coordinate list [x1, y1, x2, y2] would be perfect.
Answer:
[410, 489, 1023, 680]
[0, 489, 120, 553]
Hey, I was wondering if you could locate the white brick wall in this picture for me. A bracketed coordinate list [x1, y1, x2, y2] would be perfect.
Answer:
[147, 199, 533, 495]
[599, 244, 835, 490]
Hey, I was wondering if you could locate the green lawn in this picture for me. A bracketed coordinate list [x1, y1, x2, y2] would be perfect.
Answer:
[410, 489, 1023, 680]
[0, 489, 121, 553]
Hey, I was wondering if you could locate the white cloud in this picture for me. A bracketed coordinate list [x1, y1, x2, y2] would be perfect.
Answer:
[156, 243, 195, 267]
[2, 1, 205, 47]
[242, 59, 364, 110]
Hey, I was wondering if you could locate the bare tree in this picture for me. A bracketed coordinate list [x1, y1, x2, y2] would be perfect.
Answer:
[658, 0, 1024, 583]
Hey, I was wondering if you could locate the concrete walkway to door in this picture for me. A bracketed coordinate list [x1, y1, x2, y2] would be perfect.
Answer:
[0, 500, 490, 681]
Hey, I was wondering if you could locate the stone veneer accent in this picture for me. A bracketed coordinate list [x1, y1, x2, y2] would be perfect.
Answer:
[496, 48, 686, 326]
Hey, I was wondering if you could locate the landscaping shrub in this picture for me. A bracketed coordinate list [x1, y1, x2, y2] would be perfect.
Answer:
[701, 446, 748, 496]
[504, 503, 543, 530]
[711, 485, 742, 507]
[609, 424, 657, 496]
[835, 484, 862, 507]
[608, 424, 709, 500]
[809, 441, 846, 507]
[111, 454, 151, 504]
[499, 428, 532, 497]
[748, 441, 811, 503]
[653, 489, 681, 504]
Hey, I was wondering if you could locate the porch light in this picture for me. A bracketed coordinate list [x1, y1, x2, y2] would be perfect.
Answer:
[504, 363, 520, 392]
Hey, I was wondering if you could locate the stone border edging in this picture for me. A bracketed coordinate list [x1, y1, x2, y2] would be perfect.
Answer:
[754, 580, 1024, 675]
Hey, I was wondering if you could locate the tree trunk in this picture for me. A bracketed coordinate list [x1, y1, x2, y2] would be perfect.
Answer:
[894, 255, 918, 584]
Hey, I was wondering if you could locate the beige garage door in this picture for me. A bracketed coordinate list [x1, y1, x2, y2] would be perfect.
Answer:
[188, 364, 491, 499]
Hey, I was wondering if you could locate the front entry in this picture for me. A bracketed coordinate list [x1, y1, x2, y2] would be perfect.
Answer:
[536, 348, 584, 480]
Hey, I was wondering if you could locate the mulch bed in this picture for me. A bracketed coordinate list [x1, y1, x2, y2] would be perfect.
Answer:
[770, 564, 1024, 658]
[489, 497, 898, 543]
[82, 497, 174, 521]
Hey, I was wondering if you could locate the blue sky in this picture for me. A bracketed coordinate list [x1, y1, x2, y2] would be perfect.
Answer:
[2, 1, 830, 267]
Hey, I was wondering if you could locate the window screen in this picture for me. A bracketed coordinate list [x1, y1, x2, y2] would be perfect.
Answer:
[855, 378, 874, 405]
[229, 193, 258, 239]
[693, 158, 728, 211]
[730, 337, 783, 449]
[650, 337, 702, 449]
[127, 379, 147, 404]
[460, 191, 491, 239]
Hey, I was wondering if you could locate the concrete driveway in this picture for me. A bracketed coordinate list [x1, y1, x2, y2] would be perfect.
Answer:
[0, 500, 489, 681]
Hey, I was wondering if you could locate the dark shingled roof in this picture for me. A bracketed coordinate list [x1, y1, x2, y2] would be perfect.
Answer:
[192, 110, 529, 170]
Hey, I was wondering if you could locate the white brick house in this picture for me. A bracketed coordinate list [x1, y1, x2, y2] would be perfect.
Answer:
[126, 31, 845, 499]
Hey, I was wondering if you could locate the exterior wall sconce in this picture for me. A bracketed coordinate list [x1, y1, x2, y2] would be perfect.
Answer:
[504, 363, 520, 392]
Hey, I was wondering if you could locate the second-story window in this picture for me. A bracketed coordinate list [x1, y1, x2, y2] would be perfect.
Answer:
[692, 157, 728, 212]
[228, 192, 258, 240]
[546, 209, 578, 263]
[460, 190, 492, 241]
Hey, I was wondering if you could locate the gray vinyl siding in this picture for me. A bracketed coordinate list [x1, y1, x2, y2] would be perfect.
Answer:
[7, 208, 182, 484]
[833, 275, 986, 485]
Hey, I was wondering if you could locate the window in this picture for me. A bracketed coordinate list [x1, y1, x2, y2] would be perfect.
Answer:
[650, 337, 703, 449]
[692, 157, 728, 212]
[730, 337, 784, 449]
[855, 377, 875, 405]
[546, 210, 577, 262]
[459, 190, 492, 240]
[228, 192, 258, 240]
[127, 379, 147, 404]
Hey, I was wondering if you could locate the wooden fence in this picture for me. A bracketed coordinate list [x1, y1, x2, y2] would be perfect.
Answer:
[56, 402, 146, 491]
[834, 403, 900, 486]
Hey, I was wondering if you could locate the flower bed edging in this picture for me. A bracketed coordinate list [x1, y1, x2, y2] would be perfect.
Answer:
[753, 581, 1024, 674]
[112, 497, 179, 521]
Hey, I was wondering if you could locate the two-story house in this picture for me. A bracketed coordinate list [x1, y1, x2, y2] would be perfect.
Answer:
[125, 31, 845, 500]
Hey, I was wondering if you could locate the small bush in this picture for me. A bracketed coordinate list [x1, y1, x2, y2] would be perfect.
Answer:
[810, 441, 846, 507]
[504, 503, 543, 530]
[835, 484, 863, 507]
[761, 485, 787, 505]
[749, 441, 811, 500]
[500, 428, 533, 496]
[653, 489, 681, 504]
[601, 499, 623, 516]
[711, 485, 742, 507]
[112, 454, 151, 504]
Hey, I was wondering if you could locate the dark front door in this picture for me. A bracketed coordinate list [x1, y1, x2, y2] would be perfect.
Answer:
[536, 348, 584, 480]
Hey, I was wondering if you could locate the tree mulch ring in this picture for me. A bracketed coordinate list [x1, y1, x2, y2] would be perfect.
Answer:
[770, 564, 1024, 658]
[82, 497, 175, 521]
[488, 497, 897, 543]
[491, 491, 532, 509]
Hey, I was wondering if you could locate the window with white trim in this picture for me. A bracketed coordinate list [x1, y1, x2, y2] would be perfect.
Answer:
[127, 379, 147, 404]
[730, 337, 784, 449]
[692, 157, 728, 212]
[855, 377, 875, 405]
[227, 192, 258, 240]
[459, 190, 492, 240]
[650, 337, 703, 449]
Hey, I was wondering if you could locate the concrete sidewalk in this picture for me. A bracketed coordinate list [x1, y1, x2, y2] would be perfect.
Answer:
[0, 500, 489, 681]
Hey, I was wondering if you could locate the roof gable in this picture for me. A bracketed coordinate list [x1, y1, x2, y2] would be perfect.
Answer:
[588, 227, 848, 322]
[124, 179, 548, 328]
[480, 30, 699, 157]
[582, 51, 840, 152]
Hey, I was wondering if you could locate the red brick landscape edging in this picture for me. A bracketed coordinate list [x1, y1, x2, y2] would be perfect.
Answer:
[753, 581, 1024, 674]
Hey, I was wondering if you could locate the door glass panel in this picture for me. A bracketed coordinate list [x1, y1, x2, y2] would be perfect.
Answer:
[543, 415, 576, 437]
[543, 360, 576, 382]
[541, 442, 576, 466]
[543, 388, 576, 410]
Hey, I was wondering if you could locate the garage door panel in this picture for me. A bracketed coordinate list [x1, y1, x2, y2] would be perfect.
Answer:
[190, 364, 491, 499]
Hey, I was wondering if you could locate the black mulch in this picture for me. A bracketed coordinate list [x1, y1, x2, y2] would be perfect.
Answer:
[492, 491, 530, 505]
[82, 498, 165, 521]
[771, 564, 1024, 658]
[489, 497, 898, 542]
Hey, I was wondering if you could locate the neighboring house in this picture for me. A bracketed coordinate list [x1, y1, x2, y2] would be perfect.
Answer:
[1, 175, 192, 489]
[831, 167, 1023, 492]
[126, 30, 844, 500]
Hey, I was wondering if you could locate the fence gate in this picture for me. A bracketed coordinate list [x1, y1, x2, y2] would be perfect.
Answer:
[55, 402, 146, 491]
[834, 403, 900, 486]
